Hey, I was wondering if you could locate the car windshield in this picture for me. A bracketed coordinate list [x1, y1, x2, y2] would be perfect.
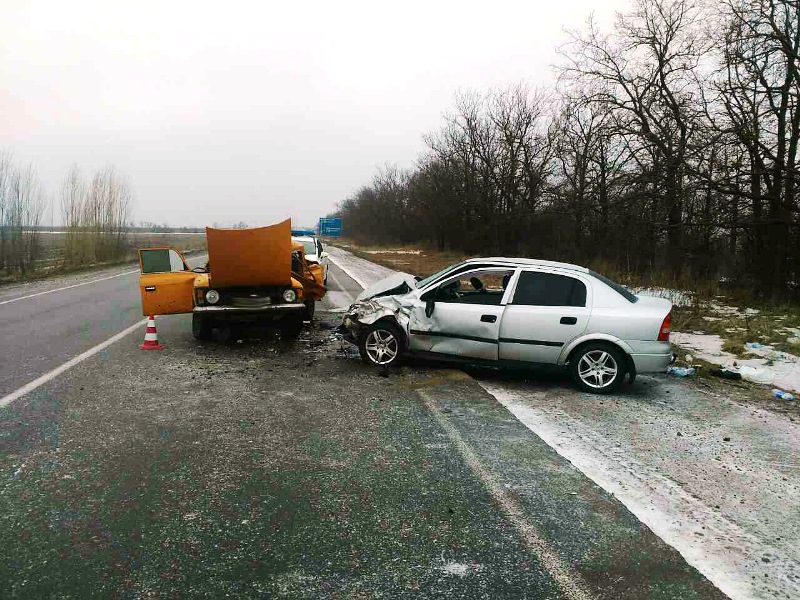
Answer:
[589, 270, 638, 303]
[301, 241, 316, 255]
[416, 261, 466, 289]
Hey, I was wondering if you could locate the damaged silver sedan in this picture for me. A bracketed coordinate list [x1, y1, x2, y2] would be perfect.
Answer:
[342, 258, 673, 394]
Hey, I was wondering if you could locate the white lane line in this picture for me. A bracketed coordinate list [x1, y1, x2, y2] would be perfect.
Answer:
[0, 253, 208, 307]
[418, 388, 592, 600]
[325, 252, 370, 290]
[0, 318, 148, 408]
[476, 381, 788, 600]
[0, 269, 140, 306]
[325, 266, 356, 305]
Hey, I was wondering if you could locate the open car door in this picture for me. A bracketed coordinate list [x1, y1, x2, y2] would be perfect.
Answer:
[139, 248, 197, 316]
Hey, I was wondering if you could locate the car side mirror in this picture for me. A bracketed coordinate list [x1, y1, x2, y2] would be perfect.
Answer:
[320, 251, 329, 259]
[425, 298, 435, 318]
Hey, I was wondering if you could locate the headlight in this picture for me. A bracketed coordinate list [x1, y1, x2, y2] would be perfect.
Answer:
[282, 288, 297, 303]
[205, 289, 220, 304]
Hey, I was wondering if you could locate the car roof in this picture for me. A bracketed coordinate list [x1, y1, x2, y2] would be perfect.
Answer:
[464, 257, 589, 273]
[292, 236, 316, 243]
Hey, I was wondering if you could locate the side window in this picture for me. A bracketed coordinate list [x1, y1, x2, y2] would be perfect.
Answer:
[140, 249, 187, 274]
[435, 269, 514, 306]
[512, 271, 586, 307]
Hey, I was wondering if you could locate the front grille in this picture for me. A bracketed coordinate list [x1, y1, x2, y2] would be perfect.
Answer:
[228, 295, 274, 308]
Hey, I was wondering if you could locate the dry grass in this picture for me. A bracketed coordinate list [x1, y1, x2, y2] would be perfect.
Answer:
[332, 240, 470, 278]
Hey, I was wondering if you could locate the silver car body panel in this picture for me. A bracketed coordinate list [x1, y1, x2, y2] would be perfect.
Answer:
[344, 259, 673, 374]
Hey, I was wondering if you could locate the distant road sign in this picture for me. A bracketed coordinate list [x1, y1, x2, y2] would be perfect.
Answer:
[319, 217, 342, 237]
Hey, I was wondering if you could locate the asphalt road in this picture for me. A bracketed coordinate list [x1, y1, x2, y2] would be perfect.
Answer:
[0, 259, 725, 598]
[0, 254, 206, 399]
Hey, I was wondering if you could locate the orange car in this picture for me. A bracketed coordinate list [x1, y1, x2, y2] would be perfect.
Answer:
[138, 219, 326, 341]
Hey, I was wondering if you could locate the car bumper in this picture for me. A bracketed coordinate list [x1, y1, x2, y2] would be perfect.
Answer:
[630, 352, 673, 373]
[194, 303, 305, 315]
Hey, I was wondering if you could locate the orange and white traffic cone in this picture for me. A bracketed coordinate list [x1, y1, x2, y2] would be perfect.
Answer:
[140, 315, 164, 350]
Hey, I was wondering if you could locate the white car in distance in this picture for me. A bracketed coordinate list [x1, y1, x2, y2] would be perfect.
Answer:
[342, 257, 673, 394]
[293, 235, 329, 285]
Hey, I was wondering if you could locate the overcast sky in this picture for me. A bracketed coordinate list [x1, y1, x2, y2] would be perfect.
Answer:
[2, 0, 629, 229]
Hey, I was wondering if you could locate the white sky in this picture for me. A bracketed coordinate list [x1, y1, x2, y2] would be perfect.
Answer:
[1, 0, 629, 229]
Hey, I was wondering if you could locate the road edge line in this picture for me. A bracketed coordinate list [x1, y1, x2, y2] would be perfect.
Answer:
[0, 318, 148, 408]
[325, 250, 370, 290]
[417, 388, 593, 600]
[0, 269, 140, 306]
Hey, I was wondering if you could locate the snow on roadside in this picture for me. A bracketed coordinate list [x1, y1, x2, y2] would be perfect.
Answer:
[633, 287, 693, 307]
[672, 332, 800, 393]
[325, 245, 398, 290]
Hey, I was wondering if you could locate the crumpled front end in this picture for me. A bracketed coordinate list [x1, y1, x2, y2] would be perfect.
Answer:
[341, 296, 410, 343]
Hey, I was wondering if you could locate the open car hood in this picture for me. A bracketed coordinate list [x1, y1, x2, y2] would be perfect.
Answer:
[206, 220, 292, 287]
[356, 272, 417, 301]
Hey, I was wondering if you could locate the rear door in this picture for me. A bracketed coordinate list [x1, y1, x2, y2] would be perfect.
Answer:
[498, 270, 591, 364]
[139, 248, 196, 316]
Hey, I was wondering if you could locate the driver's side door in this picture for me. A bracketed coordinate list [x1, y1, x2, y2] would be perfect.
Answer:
[139, 248, 197, 316]
[407, 268, 514, 361]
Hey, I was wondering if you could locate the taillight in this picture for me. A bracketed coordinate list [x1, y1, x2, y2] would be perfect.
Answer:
[658, 312, 671, 342]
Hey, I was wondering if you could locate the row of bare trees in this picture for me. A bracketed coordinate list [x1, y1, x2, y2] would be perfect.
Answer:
[61, 166, 133, 267]
[0, 151, 134, 278]
[334, 0, 800, 299]
[0, 153, 47, 275]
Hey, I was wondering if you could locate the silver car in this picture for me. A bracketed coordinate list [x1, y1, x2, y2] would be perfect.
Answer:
[342, 258, 673, 394]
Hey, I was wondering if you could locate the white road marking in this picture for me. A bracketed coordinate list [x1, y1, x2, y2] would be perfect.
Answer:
[418, 388, 592, 600]
[0, 253, 208, 307]
[0, 269, 140, 306]
[477, 380, 798, 600]
[325, 252, 370, 290]
[0, 318, 148, 408]
[324, 266, 356, 305]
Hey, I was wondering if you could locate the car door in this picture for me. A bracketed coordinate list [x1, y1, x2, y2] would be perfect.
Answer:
[498, 269, 591, 364]
[138, 248, 197, 316]
[408, 268, 515, 361]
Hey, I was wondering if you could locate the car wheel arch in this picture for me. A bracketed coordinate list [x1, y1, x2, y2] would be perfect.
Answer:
[561, 335, 633, 368]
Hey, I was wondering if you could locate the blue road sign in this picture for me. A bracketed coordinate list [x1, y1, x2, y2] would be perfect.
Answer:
[319, 217, 342, 237]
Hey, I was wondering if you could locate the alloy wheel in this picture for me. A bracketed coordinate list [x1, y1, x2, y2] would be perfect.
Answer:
[577, 350, 618, 389]
[364, 329, 398, 365]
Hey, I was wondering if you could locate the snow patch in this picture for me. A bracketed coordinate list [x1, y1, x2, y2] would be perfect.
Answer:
[672, 332, 800, 392]
[633, 287, 693, 307]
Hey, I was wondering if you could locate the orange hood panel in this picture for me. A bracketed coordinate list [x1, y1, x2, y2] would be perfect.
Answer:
[206, 220, 292, 287]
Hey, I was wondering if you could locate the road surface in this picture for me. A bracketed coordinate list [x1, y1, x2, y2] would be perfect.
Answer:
[0, 255, 735, 598]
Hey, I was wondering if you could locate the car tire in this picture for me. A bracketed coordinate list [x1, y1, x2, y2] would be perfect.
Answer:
[304, 300, 315, 321]
[216, 324, 241, 344]
[280, 316, 304, 340]
[569, 342, 627, 394]
[192, 314, 212, 341]
[358, 321, 404, 367]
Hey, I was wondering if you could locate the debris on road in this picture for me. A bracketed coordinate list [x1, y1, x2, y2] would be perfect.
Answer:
[667, 366, 696, 377]
[772, 388, 795, 401]
[710, 367, 743, 381]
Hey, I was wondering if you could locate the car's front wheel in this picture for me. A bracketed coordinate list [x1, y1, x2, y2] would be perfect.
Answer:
[359, 321, 403, 367]
[280, 315, 304, 340]
[569, 343, 626, 394]
[192, 314, 212, 341]
[304, 300, 315, 321]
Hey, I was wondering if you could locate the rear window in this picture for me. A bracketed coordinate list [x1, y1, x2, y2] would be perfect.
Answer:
[589, 270, 638, 303]
[512, 271, 586, 307]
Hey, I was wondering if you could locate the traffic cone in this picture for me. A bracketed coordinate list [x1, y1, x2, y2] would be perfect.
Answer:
[140, 315, 164, 350]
